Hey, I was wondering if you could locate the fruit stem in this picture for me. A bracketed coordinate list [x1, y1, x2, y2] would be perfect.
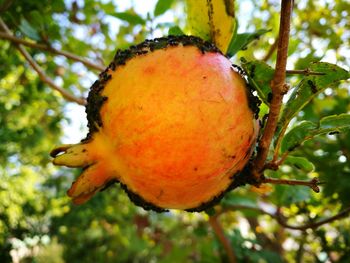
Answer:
[252, 0, 293, 177]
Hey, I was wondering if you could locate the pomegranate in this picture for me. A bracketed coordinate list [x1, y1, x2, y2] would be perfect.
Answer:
[51, 36, 259, 211]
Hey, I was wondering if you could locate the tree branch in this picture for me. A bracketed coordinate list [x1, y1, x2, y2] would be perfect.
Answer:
[246, 217, 284, 253]
[219, 204, 350, 231]
[0, 31, 105, 71]
[209, 215, 237, 263]
[275, 206, 350, 231]
[0, 18, 86, 105]
[252, 0, 293, 178]
[262, 37, 278, 62]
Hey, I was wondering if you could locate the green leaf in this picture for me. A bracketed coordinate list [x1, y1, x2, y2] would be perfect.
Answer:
[227, 29, 270, 57]
[241, 59, 274, 104]
[154, 0, 175, 17]
[222, 193, 258, 208]
[205, 207, 216, 216]
[281, 114, 350, 153]
[278, 62, 349, 131]
[19, 18, 41, 41]
[284, 156, 315, 172]
[29, 10, 45, 31]
[258, 250, 284, 263]
[320, 113, 350, 131]
[112, 12, 146, 25]
[281, 121, 318, 152]
[168, 26, 184, 36]
[274, 184, 311, 206]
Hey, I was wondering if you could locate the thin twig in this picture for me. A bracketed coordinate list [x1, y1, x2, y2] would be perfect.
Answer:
[265, 151, 289, 170]
[220, 204, 350, 231]
[0, 31, 105, 71]
[271, 125, 290, 164]
[209, 215, 237, 263]
[275, 206, 350, 231]
[246, 217, 284, 254]
[263, 177, 320, 193]
[252, 0, 293, 178]
[0, 18, 86, 105]
[286, 69, 325, 76]
[262, 37, 278, 62]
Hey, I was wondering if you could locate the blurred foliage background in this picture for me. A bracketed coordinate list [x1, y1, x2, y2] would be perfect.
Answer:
[0, 0, 349, 262]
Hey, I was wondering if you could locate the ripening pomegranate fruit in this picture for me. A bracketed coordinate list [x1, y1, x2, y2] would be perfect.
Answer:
[51, 35, 259, 212]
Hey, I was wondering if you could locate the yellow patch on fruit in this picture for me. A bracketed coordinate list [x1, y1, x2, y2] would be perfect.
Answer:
[51, 36, 259, 211]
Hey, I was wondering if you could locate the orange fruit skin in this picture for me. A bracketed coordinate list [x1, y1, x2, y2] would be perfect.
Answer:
[92, 45, 259, 210]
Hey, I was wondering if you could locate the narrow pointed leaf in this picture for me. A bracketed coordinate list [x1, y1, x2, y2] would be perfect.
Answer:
[241, 59, 274, 104]
[281, 121, 318, 152]
[19, 18, 41, 41]
[168, 26, 184, 36]
[113, 12, 146, 25]
[281, 114, 350, 153]
[278, 62, 349, 131]
[154, 0, 175, 17]
[320, 114, 350, 131]
[226, 29, 270, 57]
[284, 156, 315, 172]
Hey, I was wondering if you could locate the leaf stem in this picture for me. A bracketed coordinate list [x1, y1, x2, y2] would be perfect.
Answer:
[262, 37, 278, 62]
[271, 124, 289, 164]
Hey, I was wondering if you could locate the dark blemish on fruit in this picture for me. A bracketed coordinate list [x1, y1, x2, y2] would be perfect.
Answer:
[120, 161, 259, 213]
[248, 134, 252, 142]
[235, 64, 261, 119]
[194, 167, 198, 171]
[100, 179, 119, 192]
[120, 182, 168, 212]
[156, 189, 164, 199]
[109, 62, 116, 71]
[244, 148, 251, 158]
[186, 162, 259, 212]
